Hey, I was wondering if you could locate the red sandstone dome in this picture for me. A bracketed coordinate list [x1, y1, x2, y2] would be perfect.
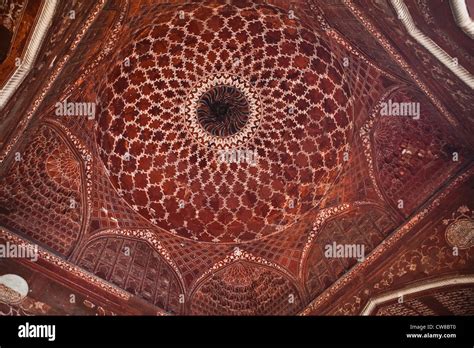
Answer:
[1, 0, 471, 320]
[95, 1, 354, 243]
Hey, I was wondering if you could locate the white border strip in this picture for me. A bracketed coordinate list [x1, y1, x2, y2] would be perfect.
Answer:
[450, 0, 474, 39]
[361, 275, 474, 315]
[0, 227, 131, 300]
[390, 0, 474, 89]
[0, 0, 58, 110]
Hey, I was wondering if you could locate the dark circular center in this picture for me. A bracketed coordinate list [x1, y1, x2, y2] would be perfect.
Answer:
[210, 101, 231, 122]
[197, 85, 250, 137]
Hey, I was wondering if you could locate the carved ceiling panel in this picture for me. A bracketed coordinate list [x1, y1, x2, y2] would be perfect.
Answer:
[0, 0, 472, 316]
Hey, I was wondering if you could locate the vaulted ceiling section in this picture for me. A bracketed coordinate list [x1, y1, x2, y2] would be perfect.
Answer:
[0, 0, 472, 315]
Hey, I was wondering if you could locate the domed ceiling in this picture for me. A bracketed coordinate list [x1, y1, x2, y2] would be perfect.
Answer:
[96, 2, 353, 242]
[0, 0, 472, 318]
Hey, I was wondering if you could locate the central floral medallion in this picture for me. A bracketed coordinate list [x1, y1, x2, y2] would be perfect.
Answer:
[185, 74, 262, 149]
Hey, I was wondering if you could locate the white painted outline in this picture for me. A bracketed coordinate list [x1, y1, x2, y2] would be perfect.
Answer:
[450, 0, 474, 39]
[0, 0, 59, 110]
[390, 0, 474, 89]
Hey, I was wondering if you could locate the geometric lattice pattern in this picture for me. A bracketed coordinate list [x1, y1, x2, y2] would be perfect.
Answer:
[45, 145, 81, 190]
[373, 89, 464, 216]
[95, 1, 353, 242]
[77, 236, 183, 314]
[89, 164, 152, 233]
[375, 287, 474, 316]
[190, 261, 302, 315]
[305, 205, 395, 299]
[0, 125, 82, 256]
[1, 0, 471, 318]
